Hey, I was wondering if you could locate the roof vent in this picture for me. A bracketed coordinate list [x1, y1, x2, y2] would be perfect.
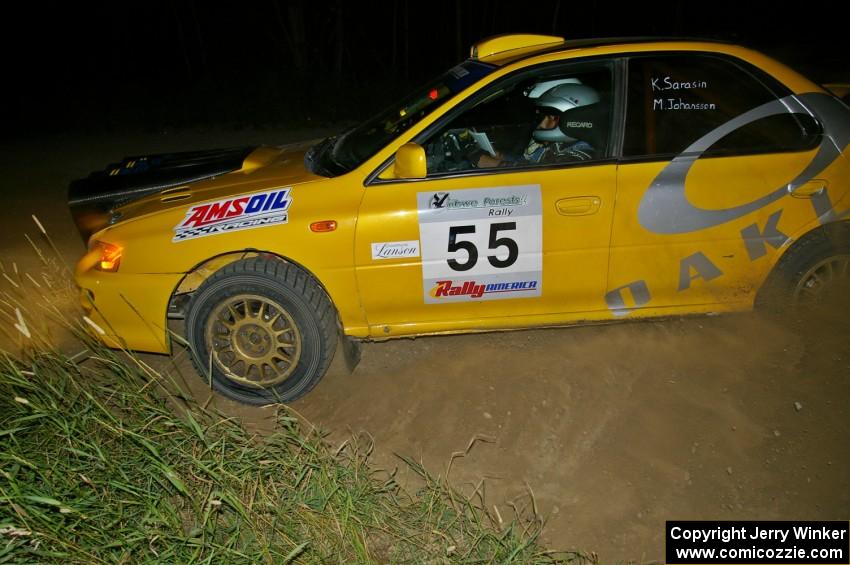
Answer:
[471, 34, 564, 62]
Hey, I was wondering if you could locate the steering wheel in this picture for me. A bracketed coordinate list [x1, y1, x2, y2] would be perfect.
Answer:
[426, 129, 481, 173]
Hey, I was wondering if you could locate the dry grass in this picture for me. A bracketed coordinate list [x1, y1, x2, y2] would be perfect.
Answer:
[0, 220, 592, 563]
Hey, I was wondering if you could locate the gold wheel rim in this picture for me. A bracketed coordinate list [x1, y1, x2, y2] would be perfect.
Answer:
[792, 254, 850, 307]
[204, 294, 302, 388]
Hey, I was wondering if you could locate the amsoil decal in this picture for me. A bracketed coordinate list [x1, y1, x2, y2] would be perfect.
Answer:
[173, 188, 291, 242]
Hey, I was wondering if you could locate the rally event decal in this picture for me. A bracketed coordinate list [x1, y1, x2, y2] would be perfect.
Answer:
[173, 188, 291, 242]
[417, 185, 542, 303]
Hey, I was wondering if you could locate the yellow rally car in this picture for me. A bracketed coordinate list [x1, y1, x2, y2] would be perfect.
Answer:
[70, 35, 850, 405]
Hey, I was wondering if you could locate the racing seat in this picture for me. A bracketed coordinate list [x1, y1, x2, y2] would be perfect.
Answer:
[558, 97, 611, 155]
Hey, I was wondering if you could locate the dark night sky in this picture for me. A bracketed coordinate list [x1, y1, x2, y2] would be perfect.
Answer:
[3, 1, 848, 137]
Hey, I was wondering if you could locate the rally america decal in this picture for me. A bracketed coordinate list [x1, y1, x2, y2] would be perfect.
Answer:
[417, 185, 542, 303]
[173, 188, 291, 242]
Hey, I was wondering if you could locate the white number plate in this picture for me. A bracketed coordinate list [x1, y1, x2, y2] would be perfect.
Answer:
[417, 185, 542, 303]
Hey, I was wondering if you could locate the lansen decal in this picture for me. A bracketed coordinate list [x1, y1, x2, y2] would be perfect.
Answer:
[173, 188, 291, 242]
[371, 240, 420, 260]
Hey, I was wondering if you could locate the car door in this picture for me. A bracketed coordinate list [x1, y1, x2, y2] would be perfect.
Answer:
[354, 60, 620, 336]
[608, 52, 827, 316]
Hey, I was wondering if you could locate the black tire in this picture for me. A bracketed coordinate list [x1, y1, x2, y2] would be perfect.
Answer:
[757, 224, 850, 315]
[185, 257, 337, 405]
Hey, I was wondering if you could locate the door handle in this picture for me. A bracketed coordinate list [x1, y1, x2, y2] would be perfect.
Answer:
[789, 179, 827, 198]
[556, 196, 601, 216]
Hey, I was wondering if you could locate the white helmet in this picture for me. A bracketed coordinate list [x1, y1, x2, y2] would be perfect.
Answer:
[525, 78, 581, 99]
[532, 83, 600, 143]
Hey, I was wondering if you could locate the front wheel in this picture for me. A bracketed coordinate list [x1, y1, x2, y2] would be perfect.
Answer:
[185, 257, 337, 405]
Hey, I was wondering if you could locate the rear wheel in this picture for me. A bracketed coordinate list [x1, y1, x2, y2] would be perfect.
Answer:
[791, 254, 850, 308]
[185, 257, 336, 405]
[758, 225, 850, 316]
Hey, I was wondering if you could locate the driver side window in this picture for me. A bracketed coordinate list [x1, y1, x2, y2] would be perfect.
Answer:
[423, 62, 614, 175]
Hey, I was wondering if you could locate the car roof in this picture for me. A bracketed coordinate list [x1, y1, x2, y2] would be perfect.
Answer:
[469, 34, 822, 94]
[473, 34, 737, 66]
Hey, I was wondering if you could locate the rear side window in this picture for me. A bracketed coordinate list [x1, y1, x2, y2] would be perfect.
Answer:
[623, 54, 821, 158]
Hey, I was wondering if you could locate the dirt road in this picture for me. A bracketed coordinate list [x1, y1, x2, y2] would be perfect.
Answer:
[2, 131, 848, 562]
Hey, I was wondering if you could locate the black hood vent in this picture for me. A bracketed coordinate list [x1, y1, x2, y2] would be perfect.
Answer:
[68, 146, 255, 241]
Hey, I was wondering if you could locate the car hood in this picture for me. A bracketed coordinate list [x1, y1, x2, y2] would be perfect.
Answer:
[69, 141, 323, 242]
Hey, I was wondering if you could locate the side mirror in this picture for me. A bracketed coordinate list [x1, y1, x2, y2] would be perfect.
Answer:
[394, 143, 427, 179]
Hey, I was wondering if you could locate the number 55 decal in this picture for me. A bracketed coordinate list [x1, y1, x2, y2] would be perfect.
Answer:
[417, 185, 542, 304]
[447, 222, 519, 271]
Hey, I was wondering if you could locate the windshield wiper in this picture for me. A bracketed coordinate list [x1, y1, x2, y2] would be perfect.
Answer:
[329, 127, 356, 169]
[304, 127, 357, 178]
[304, 135, 340, 177]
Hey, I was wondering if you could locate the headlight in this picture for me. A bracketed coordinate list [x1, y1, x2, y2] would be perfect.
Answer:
[90, 241, 123, 272]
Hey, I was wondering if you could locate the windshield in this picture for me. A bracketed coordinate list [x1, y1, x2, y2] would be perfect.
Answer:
[311, 60, 495, 176]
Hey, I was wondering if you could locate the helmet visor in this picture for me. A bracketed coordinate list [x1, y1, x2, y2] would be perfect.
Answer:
[535, 107, 561, 131]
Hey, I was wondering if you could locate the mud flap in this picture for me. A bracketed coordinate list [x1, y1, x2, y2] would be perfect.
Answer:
[341, 334, 362, 372]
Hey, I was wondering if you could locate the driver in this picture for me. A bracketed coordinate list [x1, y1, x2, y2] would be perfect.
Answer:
[478, 82, 600, 167]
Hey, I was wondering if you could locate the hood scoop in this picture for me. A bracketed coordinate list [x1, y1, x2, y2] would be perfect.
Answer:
[159, 186, 193, 203]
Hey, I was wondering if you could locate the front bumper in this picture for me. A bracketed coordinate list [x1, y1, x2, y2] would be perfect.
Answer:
[75, 251, 182, 354]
